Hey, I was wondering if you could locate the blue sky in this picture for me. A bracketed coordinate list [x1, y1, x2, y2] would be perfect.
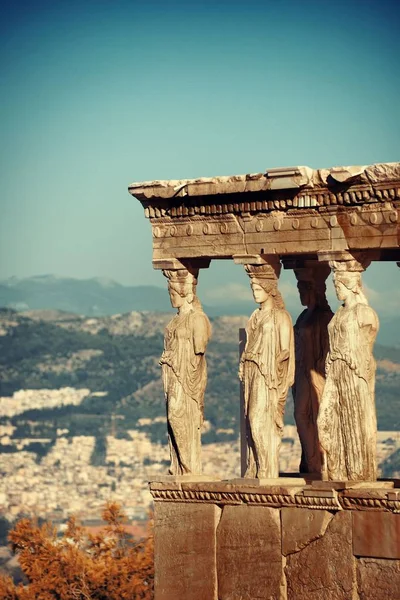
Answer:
[1, 0, 399, 315]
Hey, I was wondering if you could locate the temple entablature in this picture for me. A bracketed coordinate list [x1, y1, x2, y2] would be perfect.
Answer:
[129, 162, 400, 265]
[128, 161, 400, 599]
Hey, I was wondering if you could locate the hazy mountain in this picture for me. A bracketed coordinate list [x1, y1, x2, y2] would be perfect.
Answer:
[1, 275, 398, 346]
[0, 275, 259, 320]
[0, 275, 171, 315]
[0, 309, 399, 439]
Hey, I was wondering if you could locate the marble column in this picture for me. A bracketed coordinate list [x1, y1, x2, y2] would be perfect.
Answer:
[238, 256, 295, 479]
[160, 265, 211, 476]
[317, 254, 379, 481]
[293, 264, 333, 475]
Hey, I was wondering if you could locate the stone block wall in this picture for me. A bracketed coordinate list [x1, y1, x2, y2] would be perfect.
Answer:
[150, 480, 400, 600]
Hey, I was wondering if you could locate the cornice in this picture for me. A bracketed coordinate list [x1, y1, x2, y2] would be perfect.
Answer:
[129, 162, 400, 219]
[149, 482, 400, 513]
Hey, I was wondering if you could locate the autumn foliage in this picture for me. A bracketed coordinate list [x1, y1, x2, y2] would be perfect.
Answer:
[0, 503, 154, 599]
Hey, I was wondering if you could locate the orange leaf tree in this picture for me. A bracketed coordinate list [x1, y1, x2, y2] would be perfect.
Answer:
[0, 503, 154, 600]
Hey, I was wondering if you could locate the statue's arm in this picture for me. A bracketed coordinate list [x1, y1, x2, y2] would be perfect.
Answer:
[316, 311, 333, 375]
[354, 305, 379, 379]
[275, 311, 294, 430]
[278, 311, 293, 363]
[193, 313, 211, 355]
[357, 304, 379, 336]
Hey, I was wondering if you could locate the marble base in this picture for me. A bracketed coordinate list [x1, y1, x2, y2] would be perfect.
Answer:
[150, 479, 400, 600]
[312, 480, 395, 490]
[150, 474, 220, 484]
[232, 477, 307, 486]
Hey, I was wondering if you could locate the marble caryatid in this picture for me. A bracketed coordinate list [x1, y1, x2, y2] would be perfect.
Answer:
[293, 265, 333, 474]
[239, 259, 295, 479]
[160, 267, 211, 476]
[317, 258, 379, 481]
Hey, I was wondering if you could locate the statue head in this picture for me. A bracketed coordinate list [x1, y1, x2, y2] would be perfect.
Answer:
[330, 259, 368, 305]
[333, 271, 363, 302]
[297, 279, 314, 307]
[163, 268, 198, 309]
[294, 265, 331, 309]
[245, 261, 285, 308]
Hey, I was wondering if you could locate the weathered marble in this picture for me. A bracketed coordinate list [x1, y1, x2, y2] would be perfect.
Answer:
[281, 507, 333, 555]
[129, 162, 400, 262]
[239, 257, 295, 479]
[353, 511, 400, 559]
[317, 256, 379, 481]
[285, 511, 356, 600]
[293, 264, 333, 474]
[150, 481, 400, 600]
[357, 558, 400, 600]
[217, 505, 283, 600]
[160, 267, 211, 475]
[130, 160, 400, 599]
[154, 502, 220, 600]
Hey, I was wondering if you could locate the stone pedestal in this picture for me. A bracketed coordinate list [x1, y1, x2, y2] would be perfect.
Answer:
[150, 480, 400, 600]
[153, 499, 220, 600]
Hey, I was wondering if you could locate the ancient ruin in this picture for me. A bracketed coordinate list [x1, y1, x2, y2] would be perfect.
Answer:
[292, 262, 333, 474]
[129, 161, 400, 600]
[239, 259, 294, 479]
[160, 266, 211, 475]
[318, 256, 379, 482]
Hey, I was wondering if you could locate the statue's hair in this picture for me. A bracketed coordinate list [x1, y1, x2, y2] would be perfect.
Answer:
[168, 280, 195, 302]
[334, 271, 369, 305]
[164, 268, 198, 302]
[253, 278, 285, 309]
[296, 277, 331, 311]
[244, 261, 281, 281]
[163, 268, 198, 285]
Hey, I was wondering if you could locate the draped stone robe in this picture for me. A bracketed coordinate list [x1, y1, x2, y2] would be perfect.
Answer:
[293, 306, 332, 474]
[317, 303, 379, 481]
[241, 306, 295, 479]
[160, 306, 210, 475]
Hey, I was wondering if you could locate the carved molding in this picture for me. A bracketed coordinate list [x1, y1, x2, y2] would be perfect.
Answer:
[129, 163, 400, 215]
[149, 206, 399, 231]
[146, 204, 399, 262]
[150, 486, 400, 513]
[129, 162, 400, 262]
[339, 496, 400, 513]
[143, 192, 400, 220]
[150, 487, 342, 511]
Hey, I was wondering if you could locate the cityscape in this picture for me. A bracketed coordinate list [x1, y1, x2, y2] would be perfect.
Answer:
[1, 387, 399, 525]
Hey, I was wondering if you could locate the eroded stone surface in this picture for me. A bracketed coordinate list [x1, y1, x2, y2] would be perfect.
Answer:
[129, 162, 400, 199]
[317, 256, 379, 481]
[160, 266, 211, 475]
[357, 558, 400, 600]
[154, 501, 220, 600]
[285, 511, 356, 600]
[281, 507, 333, 555]
[353, 511, 400, 559]
[129, 162, 400, 262]
[239, 259, 295, 479]
[217, 504, 283, 600]
[293, 263, 332, 475]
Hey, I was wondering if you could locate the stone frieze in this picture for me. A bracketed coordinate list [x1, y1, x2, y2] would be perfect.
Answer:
[149, 481, 400, 513]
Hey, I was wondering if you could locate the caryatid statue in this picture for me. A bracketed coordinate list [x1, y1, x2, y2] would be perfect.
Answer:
[160, 267, 211, 476]
[239, 259, 295, 479]
[293, 265, 333, 474]
[317, 257, 379, 481]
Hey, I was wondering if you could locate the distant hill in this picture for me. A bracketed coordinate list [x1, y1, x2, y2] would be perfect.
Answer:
[0, 309, 399, 446]
[0, 275, 171, 315]
[1, 275, 399, 346]
[0, 309, 245, 449]
[0, 275, 251, 318]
